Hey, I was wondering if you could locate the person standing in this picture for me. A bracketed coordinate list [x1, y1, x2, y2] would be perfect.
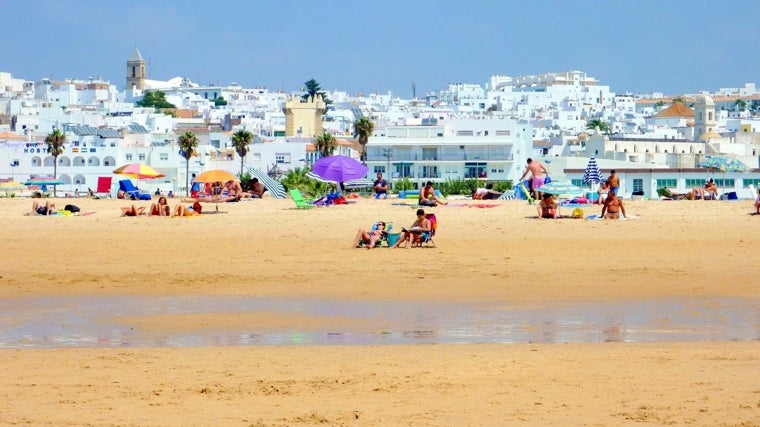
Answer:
[518, 158, 549, 202]
[373, 172, 388, 199]
[608, 170, 620, 195]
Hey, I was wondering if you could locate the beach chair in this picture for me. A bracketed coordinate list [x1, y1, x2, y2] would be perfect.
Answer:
[657, 187, 686, 200]
[417, 213, 437, 248]
[357, 222, 394, 248]
[289, 188, 314, 209]
[94, 176, 112, 198]
[119, 180, 151, 200]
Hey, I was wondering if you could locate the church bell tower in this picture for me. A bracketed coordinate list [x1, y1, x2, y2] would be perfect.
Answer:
[126, 47, 146, 91]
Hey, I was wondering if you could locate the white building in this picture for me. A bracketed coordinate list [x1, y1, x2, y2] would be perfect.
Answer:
[364, 117, 532, 189]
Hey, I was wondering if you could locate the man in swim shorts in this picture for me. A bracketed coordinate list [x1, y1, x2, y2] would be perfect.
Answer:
[518, 158, 549, 202]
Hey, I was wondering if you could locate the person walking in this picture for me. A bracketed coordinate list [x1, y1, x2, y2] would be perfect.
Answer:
[518, 158, 549, 202]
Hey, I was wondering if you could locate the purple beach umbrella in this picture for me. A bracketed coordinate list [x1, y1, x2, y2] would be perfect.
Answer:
[312, 155, 369, 183]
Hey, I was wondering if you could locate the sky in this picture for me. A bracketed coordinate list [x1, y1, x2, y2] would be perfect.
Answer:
[4, 0, 759, 98]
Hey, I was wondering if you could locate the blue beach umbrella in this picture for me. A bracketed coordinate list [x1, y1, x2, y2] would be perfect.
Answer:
[538, 180, 585, 196]
[697, 155, 750, 173]
[697, 155, 750, 193]
[582, 155, 602, 185]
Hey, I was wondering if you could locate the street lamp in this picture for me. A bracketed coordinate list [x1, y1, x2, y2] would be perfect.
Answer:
[382, 148, 393, 188]
[10, 160, 18, 181]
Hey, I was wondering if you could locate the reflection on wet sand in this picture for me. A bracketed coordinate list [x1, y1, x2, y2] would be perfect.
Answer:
[0, 296, 758, 348]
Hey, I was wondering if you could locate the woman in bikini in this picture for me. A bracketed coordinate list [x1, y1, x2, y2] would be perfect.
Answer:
[150, 196, 170, 216]
[120, 205, 146, 217]
[351, 221, 387, 249]
[537, 193, 558, 219]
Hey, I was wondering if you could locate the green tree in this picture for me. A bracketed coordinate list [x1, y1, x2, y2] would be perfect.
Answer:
[136, 90, 176, 109]
[734, 99, 747, 112]
[750, 100, 760, 114]
[672, 96, 685, 104]
[45, 129, 66, 197]
[586, 119, 611, 134]
[214, 96, 228, 107]
[281, 166, 316, 195]
[352, 116, 375, 162]
[231, 129, 253, 176]
[301, 78, 332, 104]
[177, 131, 198, 196]
[655, 100, 665, 108]
[315, 132, 336, 158]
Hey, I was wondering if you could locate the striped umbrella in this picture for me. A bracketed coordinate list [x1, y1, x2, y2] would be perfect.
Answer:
[582, 155, 602, 185]
[113, 163, 166, 180]
[247, 167, 286, 199]
[306, 171, 374, 189]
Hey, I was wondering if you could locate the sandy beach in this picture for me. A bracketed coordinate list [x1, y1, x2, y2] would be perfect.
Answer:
[1, 195, 759, 426]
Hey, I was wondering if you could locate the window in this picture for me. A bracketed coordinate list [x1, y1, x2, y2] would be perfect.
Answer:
[373, 166, 385, 174]
[138, 154, 146, 161]
[743, 178, 760, 187]
[632, 179, 643, 193]
[656, 179, 677, 188]
[160, 153, 169, 161]
[685, 179, 705, 187]
[714, 178, 734, 187]
[571, 179, 584, 187]
[125, 154, 133, 161]
[275, 153, 291, 164]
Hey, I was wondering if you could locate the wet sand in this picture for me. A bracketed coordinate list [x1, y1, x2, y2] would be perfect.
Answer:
[1, 196, 759, 426]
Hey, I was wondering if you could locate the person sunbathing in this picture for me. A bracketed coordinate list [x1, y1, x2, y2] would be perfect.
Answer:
[172, 203, 200, 217]
[419, 181, 448, 206]
[120, 205, 145, 217]
[351, 222, 387, 249]
[693, 179, 718, 200]
[472, 187, 503, 200]
[149, 196, 171, 216]
[30, 200, 57, 216]
[537, 193, 558, 219]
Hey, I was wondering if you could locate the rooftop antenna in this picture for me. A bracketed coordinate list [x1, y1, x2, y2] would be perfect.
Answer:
[412, 81, 416, 100]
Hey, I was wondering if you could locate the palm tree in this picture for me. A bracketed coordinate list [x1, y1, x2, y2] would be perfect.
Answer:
[672, 96, 686, 104]
[586, 119, 611, 135]
[352, 116, 375, 162]
[177, 131, 198, 196]
[231, 129, 253, 176]
[301, 79, 332, 104]
[45, 129, 66, 197]
[281, 166, 311, 193]
[315, 132, 336, 158]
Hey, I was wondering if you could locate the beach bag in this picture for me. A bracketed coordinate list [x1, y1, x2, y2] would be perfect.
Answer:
[64, 204, 80, 213]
